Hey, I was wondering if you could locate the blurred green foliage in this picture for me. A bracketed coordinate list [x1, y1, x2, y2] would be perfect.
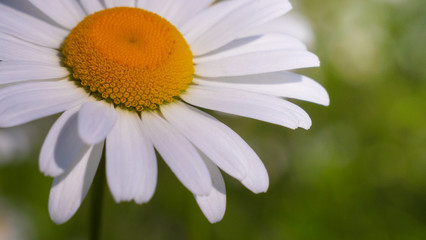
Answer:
[1, 0, 426, 239]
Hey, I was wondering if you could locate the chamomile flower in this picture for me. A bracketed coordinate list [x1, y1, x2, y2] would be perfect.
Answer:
[0, 0, 329, 224]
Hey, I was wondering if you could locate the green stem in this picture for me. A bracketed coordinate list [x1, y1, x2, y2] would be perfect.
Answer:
[90, 148, 106, 240]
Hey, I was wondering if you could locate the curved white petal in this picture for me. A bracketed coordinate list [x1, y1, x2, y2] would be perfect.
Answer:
[106, 109, 157, 203]
[170, 0, 214, 27]
[0, 3, 68, 48]
[136, 0, 149, 8]
[134, 131, 158, 204]
[78, 101, 118, 145]
[195, 155, 226, 224]
[182, 85, 311, 130]
[161, 102, 247, 180]
[181, 0, 250, 46]
[194, 34, 307, 64]
[104, 0, 114, 8]
[80, 0, 104, 15]
[194, 72, 330, 106]
[0, 37, 59, 64]
[162, 102, 269, 193]
[134, 161, 158, 204]
[141, 111, 212, 196]
[137, 0, 213, 28]
[28, 0, 86, 29]
[105, 0, 135, 8]
[195, 50, 320, 77]
[136, 0, 170, 16]
[147, 0, 214, 27]
[49, 141, 104, 224]
[0, 61, 68, 85]
[0, 80, 89, 128]
[39, 106, 91, 177]
[188, 0, 292, 55]
[240, 14, 314, 44]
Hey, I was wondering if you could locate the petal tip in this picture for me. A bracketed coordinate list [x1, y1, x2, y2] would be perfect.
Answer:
[322, 95, 331, 107]
[242, 179, 269, 194]
[48, 202, 72, 225]
[207, 215, 224, 224]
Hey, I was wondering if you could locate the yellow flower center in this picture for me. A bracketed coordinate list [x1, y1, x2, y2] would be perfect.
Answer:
[62, 7, 194, 111]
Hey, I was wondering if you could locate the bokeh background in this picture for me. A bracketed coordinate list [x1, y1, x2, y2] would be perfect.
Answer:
[1, 0, 426, 239]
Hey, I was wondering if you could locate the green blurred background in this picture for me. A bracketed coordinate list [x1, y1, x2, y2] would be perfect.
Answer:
[1, 0, 426, 239]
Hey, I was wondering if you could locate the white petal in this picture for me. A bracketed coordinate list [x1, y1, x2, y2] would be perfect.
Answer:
[105, 0, 135, 8]
[161, 102, 247, 180]
[80, 0, 104, 14]
[162, 102, 269, 193]
[58, 0, 87, 21]
[28, 0, 86, 29]
[0, 61, 68, 85]
[0, 37, 59, 64]
[240, 14, 314, 44]
[182, 85, 311, 130]
[104, 0, 113, 8]
[0, 3, 68, 48]
[136, 0, 149, 8]
[194, 34, 307, 64]
[240, 143, 270, 194]
[0, 80, 89, 127]
[48, 141, 104, 224]
[106, 109, 157, 203]
[181, 0, 249, 45]
[142, 111, 212, 195]
[188, 0, 292, 55]
[194, 72, 330, 106]
[136, 0, 170, 15]
[195, 155, 226, 224]
[195, 50, 320, 77]
[134, 135, 158, 204]
[78, 101, 118, 145]
[139, 0, 212, 28]
[136, 0, 148, 7]
[39, 106, 91, 177]
[170, 0, 214, 27]
[148, 0, 214, 27]
[134, 162, 158, 204]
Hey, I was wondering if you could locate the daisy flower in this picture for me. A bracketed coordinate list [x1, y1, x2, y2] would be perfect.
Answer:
[0, 0, 329, 224]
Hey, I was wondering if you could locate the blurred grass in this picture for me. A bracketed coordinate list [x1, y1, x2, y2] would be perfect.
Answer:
[1, 0, 426, 239]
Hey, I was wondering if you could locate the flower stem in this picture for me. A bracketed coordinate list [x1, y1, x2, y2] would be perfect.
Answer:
[90, 148, 106, 240]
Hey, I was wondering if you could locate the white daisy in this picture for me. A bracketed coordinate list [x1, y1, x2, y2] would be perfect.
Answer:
[0, 0, 329, 224]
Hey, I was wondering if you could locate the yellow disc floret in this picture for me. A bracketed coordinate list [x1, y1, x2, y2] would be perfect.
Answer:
[62, 7, 194, 111]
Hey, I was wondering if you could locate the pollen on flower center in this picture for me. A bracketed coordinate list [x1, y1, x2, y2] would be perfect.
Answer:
[62, 7, 194, 111]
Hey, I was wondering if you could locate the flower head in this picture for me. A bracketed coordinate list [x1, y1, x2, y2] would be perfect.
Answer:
[0, 0, 329, 224]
